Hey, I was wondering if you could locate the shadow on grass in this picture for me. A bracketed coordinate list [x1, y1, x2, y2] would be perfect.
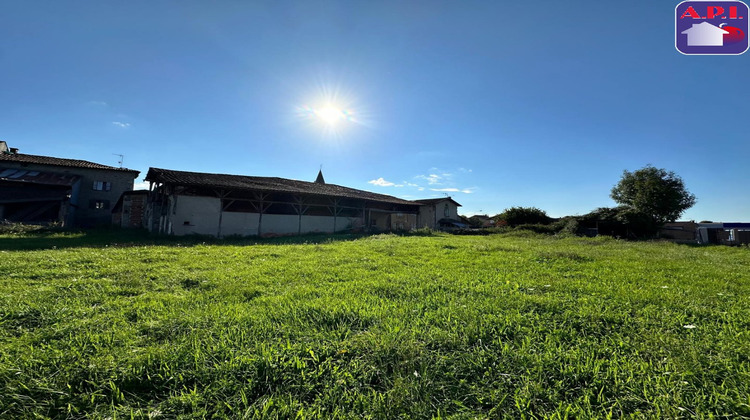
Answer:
[0, 227, 439, 251]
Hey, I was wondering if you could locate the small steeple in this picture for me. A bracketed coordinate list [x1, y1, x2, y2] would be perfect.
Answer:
[314, 168, 325, 184]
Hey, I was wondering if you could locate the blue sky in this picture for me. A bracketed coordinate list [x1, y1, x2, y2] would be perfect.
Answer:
[2, 1, 748, 220]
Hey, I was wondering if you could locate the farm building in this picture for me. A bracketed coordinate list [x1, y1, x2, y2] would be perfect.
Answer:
[111, 190, 148, 228]
[658, 221, 698, 243]
[0, 142, 139, 227]
[658, 221, 750, 245]
[414, 198, 464, 229]
[696, 222, 750, 245]
[144, 167, 460, 237]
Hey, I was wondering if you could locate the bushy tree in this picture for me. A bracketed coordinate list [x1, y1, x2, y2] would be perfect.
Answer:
[495, 206, 551, 226]
[572, 206, 660, 238]
[611, 166, 696, 224]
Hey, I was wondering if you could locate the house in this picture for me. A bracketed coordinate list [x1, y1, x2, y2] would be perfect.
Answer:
[144, 167, 430, 237]
[414, 198, 463, 229]
[469, 214, 498, 228]
[681, 22, 729, 46]
[0, 142, 139, 227]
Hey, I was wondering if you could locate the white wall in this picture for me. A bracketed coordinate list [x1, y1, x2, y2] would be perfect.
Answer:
[261, 214, 300, 235]
[221, 212, 259, 237]
[170, 195, 221, 236]
[301, 215, 335, 233]
[440, 201, 459, 220]
[165, 195, 369, 236]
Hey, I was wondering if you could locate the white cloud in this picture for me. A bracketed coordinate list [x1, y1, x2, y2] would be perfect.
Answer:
[88, 100, 108, 106]
[417, 174, 442, 185]
[430, 187, 476, 194]
[402, 181, 420, 187]
[133, 181, 150, 190]
[368, 177, 395, 187]
[112, 121, 131, 128]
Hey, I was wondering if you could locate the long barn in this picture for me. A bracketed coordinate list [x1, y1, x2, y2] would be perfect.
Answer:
[144, 168, 459, 237]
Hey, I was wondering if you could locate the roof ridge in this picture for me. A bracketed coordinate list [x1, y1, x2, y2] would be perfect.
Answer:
[145, 167, 419, 206]
[0, 152, 139, 173]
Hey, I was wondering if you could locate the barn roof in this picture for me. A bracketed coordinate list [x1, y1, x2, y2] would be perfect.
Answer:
[145, 167, 419, 206]
[0, 167, 81, 187]
[0, 153, 139, 174]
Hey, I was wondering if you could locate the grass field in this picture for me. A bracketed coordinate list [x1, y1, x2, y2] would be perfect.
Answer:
[0, 229, 748, 419]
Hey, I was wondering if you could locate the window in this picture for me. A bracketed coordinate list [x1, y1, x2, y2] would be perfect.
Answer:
[90, 200, 110, 210]
[93, 181, 112, 191]
[444, 203, 449, 217]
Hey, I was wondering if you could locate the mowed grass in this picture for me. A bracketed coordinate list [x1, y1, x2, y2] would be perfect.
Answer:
[0, 230, 748, 419]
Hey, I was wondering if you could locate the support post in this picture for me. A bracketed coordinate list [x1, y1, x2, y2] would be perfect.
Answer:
[216, 189, 229, 238]
[328, 198, 342, 233]
[293, 196, 309, 235]
[254, 193, 271, 236]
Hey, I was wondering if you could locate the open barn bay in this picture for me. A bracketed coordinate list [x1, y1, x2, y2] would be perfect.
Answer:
[0, 231, 748, 418]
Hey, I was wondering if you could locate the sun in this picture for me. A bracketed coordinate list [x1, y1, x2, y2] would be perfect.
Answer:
[294, 80, 370, 139]
[315, 105, 346, 126]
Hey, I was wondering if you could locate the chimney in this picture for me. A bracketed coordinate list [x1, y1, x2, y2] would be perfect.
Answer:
[0, 141, 7, 154]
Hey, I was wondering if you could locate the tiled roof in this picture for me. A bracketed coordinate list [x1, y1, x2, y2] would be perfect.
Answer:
[145, 167, 419, 206]
[414, 197, 462, 206]
[0, 153, 139, 174]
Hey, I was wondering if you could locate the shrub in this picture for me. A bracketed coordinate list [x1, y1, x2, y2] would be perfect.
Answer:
[514, 223, 560, 234]
[495, 207, 552, 226]
[574, 207, 660, 239]
[0, 221, 64, 235]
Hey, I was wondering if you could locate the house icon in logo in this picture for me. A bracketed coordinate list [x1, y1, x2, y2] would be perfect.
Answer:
[681, 21, 730, 46]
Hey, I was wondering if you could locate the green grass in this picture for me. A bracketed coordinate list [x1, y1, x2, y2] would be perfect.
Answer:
[0, 230, 748, 419]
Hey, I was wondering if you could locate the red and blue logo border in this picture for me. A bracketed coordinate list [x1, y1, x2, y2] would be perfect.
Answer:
[675, 0, 749, 55]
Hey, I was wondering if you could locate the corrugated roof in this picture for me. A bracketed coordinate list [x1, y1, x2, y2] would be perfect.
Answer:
[145, 167, 419, 206]
[0, 167, 81, 187]
[0, 153, 139, 174]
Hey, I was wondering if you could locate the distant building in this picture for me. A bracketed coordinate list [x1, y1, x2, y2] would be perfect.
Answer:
[0, 141, 139, 227]
[414, 198, 463, 229]
[696, 222, 750, 245]
[659, 221, 698, 242]
[143, 167, 462, 237]
[659, 221, 750, 245]
[468, 214, 498, 228]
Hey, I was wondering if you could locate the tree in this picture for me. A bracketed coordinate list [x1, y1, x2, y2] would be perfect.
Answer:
[495, 206, 551, 226]
[610, 166, 696, 224]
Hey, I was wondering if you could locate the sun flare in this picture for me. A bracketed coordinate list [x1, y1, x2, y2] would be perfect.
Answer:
[315, 106, 346, 126]
[295, 80, 370, 139]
